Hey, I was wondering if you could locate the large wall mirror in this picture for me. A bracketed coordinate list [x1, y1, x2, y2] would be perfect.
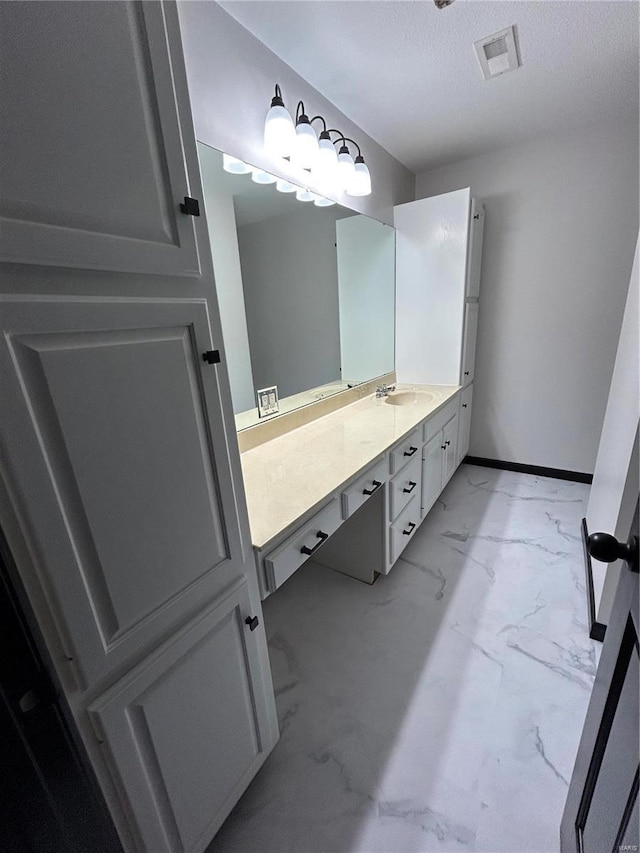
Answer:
[198, 142, 395, 430]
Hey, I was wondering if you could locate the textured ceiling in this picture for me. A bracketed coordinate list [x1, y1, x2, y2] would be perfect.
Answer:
[219, 0, 639, 174]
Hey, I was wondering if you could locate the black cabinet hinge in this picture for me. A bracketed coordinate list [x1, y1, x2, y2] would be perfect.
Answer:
[180, 196, 200, 216]
[202, 350, 221, 365]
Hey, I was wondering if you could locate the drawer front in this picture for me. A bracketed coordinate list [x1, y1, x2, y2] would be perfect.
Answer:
[264, 498, 342, 592]
[424, 397, 459, 443]
[341, 457, 388, 519]
[390, 495, 421, 566]
[389, 427, 421, 475]
[389, 455, 421, 521]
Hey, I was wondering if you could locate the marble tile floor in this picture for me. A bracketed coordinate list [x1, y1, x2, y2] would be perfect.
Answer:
[209, 465, 599, 853]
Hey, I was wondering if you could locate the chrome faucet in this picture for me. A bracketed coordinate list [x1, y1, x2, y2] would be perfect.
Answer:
[375, 384, 396, 398]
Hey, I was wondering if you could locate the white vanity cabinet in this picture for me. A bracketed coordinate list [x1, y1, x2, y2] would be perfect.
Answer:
[394, 187, 483, 462]
[421, 410, 459, 517]
[0, 5, 278, 852]
[457, 385, 473, 464]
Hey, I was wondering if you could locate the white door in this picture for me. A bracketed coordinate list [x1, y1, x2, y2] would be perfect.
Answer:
[0, 296, 248, 687]
[422, 433, 444, 517]
[442, 416, 459, 486]
[461, 302, 479, 386]
[90, 578, 273, 853]
[457, 384, 473, 464]
[465, 200, 485, 299]
[0, 1, 200, 277]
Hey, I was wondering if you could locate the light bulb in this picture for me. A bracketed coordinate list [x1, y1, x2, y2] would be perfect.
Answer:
[312, 133, 339, 191]
[222, 154, 252, 175]
[314, 196, 336, 207]
[264, 89, 296, 159]
[276, 178, 297, 193]
[251, 168, 277, 184]
[296, 188, 319, 202]
[292, 121, 319, 170]
[337, 145, 355, 191]
[346, 157, 372, 197]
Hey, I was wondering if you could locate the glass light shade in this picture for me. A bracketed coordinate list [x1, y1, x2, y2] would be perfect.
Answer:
[295, 188, 319, 202]
[251, 168, 277, 184]
[292, 122, 319, 170]
[222, 154, 252, 175]
[264, 104, 296, 159]
[275, 178, 297, 193]
[312, 137, 339, 192]
[346, 161, 372, 197]
[337, 150, 355, 190]
[314, 196, 336, 207]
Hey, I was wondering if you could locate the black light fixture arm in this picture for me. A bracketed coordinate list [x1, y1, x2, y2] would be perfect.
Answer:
[270, 83, 285, 107]
[310, 115, 328, 133]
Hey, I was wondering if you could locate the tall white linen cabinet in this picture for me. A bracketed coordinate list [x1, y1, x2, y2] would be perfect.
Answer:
[394, 188, 485, 473]
[0, 3, 279, 852]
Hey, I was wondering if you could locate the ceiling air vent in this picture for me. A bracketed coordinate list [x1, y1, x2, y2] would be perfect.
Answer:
[474, 26, 520, 80]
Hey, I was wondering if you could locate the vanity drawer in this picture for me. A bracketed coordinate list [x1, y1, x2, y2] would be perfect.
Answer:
[389, 495, 421, 566]
[389, 427, 421, 475]
[264, 498, 342, 592]
[424, 397, 459, 443]
[389, 455, 421, 522]
[341, 457, 387, 519]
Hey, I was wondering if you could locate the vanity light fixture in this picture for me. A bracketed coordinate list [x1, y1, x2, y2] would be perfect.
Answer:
[264, 84, 373, 197]
[264, 84, 297, 159]
[222, 154, 252, 174]
[292, 101, 319, 170]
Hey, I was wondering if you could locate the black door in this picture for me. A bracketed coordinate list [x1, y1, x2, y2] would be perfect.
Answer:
[561, 500, 639, 851]
[0, 535, 122, 853]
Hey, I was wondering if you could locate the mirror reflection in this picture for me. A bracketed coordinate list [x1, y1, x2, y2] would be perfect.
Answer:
[198, 143, 395, 430]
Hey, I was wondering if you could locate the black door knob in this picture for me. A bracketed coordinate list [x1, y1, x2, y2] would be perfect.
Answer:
[588, 532, 638, 571]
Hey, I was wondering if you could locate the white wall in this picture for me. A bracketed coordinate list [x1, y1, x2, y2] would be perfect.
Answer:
[415, 120, 639, 473]
[237, 206, 343, 399]
[177, 1, 414, 226]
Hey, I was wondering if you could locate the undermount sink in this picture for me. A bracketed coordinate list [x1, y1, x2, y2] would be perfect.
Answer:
[384, 390, 434, 406]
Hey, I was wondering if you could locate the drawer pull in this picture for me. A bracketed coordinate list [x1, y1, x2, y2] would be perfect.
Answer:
[363, 479, 382, 496]
[462, 404, 468, 408]
[403, 446, 418, 457]
[300, 530, 329, 555]
[402, 522, 416, 536]
[464, 371, 470, 376]
[441, 444, 447, 450]
[245, 615, 259, 631]
[445, 440, 451, 446]
[403, 481, 417, 494]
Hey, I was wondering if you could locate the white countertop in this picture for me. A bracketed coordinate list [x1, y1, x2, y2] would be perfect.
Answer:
[240, 384, 460, 549]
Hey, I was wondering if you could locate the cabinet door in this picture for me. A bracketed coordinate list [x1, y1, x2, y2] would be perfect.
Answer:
[422, 433, 444, 518]
[465, 200, 485, 299]
[442, 415, 459, 486]
[90, 579, 273, 853]
[0, 297, 250, 687]
[457, 384, 473, 464]
[461, 302, 479, 386]
[0, 1, 200, 277]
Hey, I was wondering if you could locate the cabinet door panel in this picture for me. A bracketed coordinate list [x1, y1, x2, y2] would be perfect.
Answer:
[442, 416, 459, 486]
[0, 296, 245, 686]
[457, 385, 473, 464]
[90, 579, 273, 853]
[422, 433, 444, 518]
[0, 1, 200, 276]
[461, 302, 479, 386]
[465, 201, 485, 299]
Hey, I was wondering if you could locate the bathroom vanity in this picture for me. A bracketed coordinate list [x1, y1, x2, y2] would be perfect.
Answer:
[240, 383, 467, 596]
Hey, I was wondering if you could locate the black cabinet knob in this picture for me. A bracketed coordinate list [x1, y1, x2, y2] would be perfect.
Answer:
[245, 616, 259, 631]
[464, 371, 470, 376]
[588, 532, 638, 571]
